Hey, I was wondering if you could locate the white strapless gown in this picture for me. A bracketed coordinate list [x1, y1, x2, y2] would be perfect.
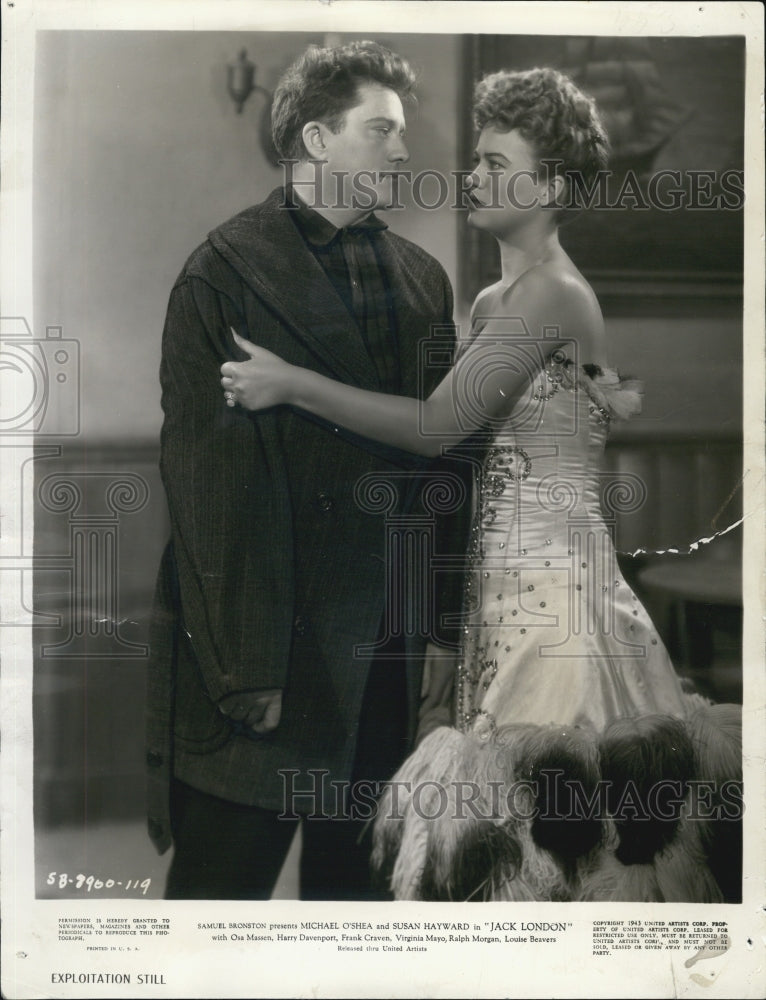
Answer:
[455, 351, 691, 738]
[371, 345, 739, 904]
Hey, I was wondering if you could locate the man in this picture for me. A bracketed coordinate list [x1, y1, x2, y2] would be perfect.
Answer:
[146, 39, 467, 900]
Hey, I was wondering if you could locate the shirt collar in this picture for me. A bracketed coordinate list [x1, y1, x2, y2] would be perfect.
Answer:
[285, 185, 388, 247]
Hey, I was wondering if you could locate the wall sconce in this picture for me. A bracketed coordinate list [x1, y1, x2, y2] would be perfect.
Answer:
[227, 49, 271, 115]
[226, 48, 280, 167]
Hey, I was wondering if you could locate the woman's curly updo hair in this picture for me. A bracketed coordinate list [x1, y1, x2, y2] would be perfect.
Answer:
[272, 40, 417, 161]
[473, 67, 609, 216]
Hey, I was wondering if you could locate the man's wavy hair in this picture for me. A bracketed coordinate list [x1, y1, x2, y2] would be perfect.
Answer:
[472, 67, 610, 218]
[272, 40, 417, 161]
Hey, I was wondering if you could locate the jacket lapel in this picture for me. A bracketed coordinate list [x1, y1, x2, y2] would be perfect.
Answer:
[208, 188, 380, 389]
[373, 234, 448, 399]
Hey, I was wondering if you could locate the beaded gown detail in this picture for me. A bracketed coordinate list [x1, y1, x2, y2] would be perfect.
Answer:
[455, 351, 691, 739]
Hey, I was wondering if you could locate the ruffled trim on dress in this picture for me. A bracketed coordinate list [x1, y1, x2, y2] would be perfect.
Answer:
[372, 704, 742, 903]
[576, 816, 723, 903]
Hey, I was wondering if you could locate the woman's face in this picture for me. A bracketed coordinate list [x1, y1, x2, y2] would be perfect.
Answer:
[466, 126, 552, 237]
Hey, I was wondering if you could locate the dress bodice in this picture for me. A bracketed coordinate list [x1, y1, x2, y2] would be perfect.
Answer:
[476, 353, 642, 559]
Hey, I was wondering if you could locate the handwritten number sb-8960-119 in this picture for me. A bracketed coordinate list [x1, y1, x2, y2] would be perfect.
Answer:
[46, 872, 152, 894]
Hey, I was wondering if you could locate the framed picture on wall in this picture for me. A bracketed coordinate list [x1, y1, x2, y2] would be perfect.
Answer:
[460, 34, 745, 315]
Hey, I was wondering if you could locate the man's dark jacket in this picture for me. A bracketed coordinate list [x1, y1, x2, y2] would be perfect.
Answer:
[146, 188, 469, 853]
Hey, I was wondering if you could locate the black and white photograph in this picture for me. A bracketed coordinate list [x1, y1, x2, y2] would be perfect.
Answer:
[2, 1, 764, 997]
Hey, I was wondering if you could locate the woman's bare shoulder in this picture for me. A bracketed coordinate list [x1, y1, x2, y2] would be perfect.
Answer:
[503, 261, 605, 354]
[471, 280, 506, 320]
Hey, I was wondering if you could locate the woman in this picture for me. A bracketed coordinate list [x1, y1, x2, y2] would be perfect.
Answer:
[220, 69, 729, 899]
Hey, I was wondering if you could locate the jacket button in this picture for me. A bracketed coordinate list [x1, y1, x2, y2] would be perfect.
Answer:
[315, 491, 334, 512]
[146, 751, 163, 768]
[294, 616, 309, 636]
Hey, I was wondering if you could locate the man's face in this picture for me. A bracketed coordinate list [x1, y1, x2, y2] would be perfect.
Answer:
[318, 83, 410, 212]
